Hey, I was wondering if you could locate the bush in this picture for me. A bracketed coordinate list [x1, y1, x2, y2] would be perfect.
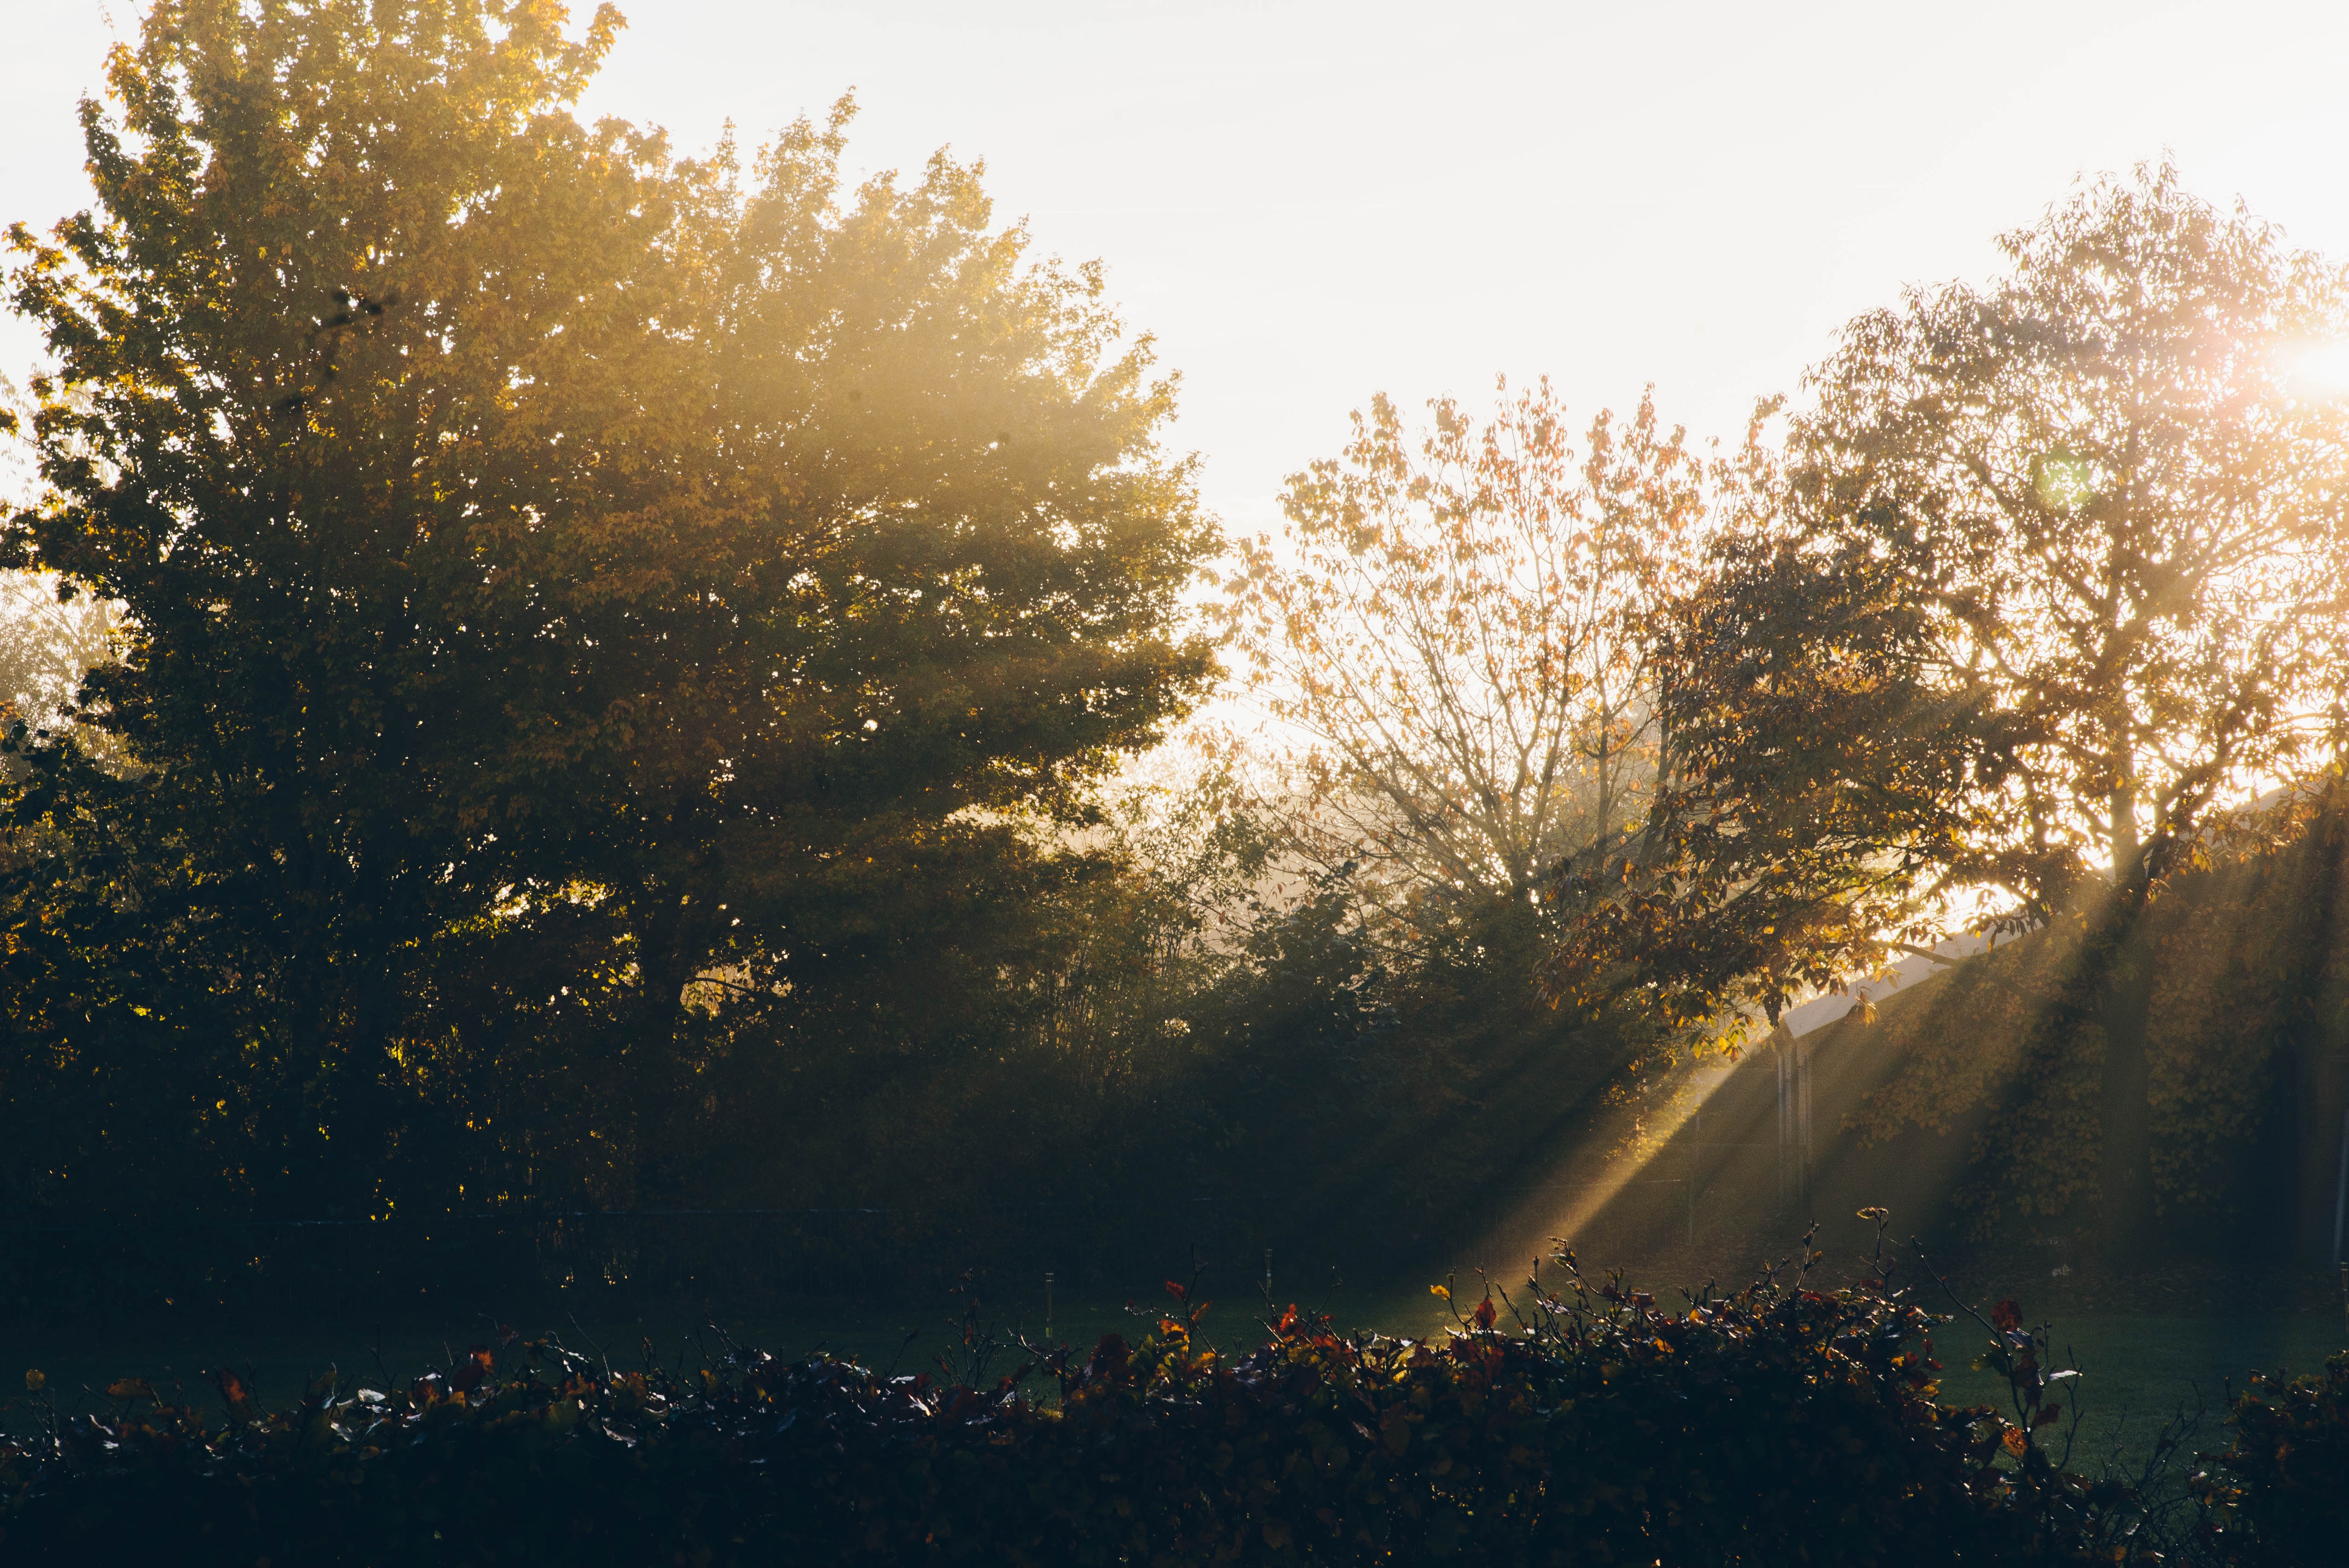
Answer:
[2192, 1349, 2349, 1566]
[1, 1243, 2161, 1566]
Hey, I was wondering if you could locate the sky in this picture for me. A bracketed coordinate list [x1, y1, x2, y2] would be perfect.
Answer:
[6, 1, 2349, 527]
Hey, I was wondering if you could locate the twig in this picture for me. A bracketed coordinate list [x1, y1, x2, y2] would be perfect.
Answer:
[567, 1314, 613, 1380]
[1911, 1238, 2001, 1339]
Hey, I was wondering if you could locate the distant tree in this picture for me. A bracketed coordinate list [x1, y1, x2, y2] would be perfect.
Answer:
[0, 0, 1213, 1213]
[1546, 423, 1989, 1038]
[1559, 163, 2349, 1248]
[0, 573, 117, 739]
[1219, 378, 1703, 955]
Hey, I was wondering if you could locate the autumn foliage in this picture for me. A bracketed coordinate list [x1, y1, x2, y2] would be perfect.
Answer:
[2, 1248, 2196, 1566]
[2193, 1350, 2349, 1567]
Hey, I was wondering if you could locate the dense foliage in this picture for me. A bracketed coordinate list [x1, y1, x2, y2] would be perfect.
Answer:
[0, 3, 1668, 1316]
[1547, 165, 2349, 1258]
[3, 0, 2347, 1342]
[1564, 162, 2349, 1030]
[2, 1247, 2181, 1566]
[2194, 1350, 2349, 1567]
[0, 0, 1219, 1256]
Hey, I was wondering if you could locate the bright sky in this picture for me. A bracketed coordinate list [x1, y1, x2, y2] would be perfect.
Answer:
[7, 1, 2349, 526]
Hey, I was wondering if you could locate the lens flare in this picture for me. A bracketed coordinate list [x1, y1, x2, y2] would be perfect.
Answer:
[2033, 451, 2096, 511]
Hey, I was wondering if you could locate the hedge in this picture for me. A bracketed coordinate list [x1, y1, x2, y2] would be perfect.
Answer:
[0, 1233, 2307, 1565]
[2193, 1348, 2349, 1567]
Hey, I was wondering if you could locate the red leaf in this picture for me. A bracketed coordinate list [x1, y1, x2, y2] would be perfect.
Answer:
[1473, 1295, 1498, 1330]
[1276, 1305, 1299, 1336]
[1087, 1334, 1129, 1381]
[1163, 1279, 1187, 1303]
[1991, 1299, 2022, 1332]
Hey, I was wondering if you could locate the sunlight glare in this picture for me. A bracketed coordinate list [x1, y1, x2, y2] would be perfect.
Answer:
[2279, 339, 2349, 402]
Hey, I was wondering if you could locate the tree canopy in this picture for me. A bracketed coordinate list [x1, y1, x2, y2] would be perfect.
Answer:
[1220, 378, 1701, 958]
[1556, 163, 2349, 1032]
[4, 7, 2340, 1289]
[1, 0, 1214, 1214]
[1791, 160, 2349, 912]
[1547, 163, 2349, 1256]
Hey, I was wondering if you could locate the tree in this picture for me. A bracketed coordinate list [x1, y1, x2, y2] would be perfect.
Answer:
[1219, 378, 1702, 954]
[1546, 432, 1992, 1038]
[1797, 164, 2349, 905]
[1562, 164, 2349, 1249]
[1, 0, 1214, 1215]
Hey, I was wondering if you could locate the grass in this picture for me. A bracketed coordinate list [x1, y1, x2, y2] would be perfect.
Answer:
[1930, 1310, 2345, 1476]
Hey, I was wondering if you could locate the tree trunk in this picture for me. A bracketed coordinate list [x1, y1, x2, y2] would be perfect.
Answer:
[623, 891, 705, 1205]
[2108, 781, 2140, 885]
[2098, 780, 2155, 1265]
[342, 849, 418, 1210]
[2096, 939, 2157, 1265]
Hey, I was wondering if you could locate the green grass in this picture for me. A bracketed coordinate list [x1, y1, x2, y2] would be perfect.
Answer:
[1930, 1310, 2346, 1476]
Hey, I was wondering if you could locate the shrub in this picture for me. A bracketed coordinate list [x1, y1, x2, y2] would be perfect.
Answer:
[1, 1239, 2158, 1565]
[2192, 1349, 2349, 1567]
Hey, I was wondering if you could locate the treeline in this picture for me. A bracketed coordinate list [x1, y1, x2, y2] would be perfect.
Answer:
[6, 0, 2349, 1314]
[0, 1, 1659, 1315]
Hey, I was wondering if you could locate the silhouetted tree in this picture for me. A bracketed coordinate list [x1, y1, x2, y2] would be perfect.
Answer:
[0, 0, 1213, 1217]
[1559, 163, 2349, 1253]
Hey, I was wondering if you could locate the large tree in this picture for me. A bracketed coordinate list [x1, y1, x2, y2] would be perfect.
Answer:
[1219, 378, 1702, 954]
[1, 0, 1213, 1213]
[1560, 164, 2349, 1248]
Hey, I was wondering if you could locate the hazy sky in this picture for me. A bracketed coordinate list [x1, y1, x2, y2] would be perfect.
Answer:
[6, 1, 2349, 524]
